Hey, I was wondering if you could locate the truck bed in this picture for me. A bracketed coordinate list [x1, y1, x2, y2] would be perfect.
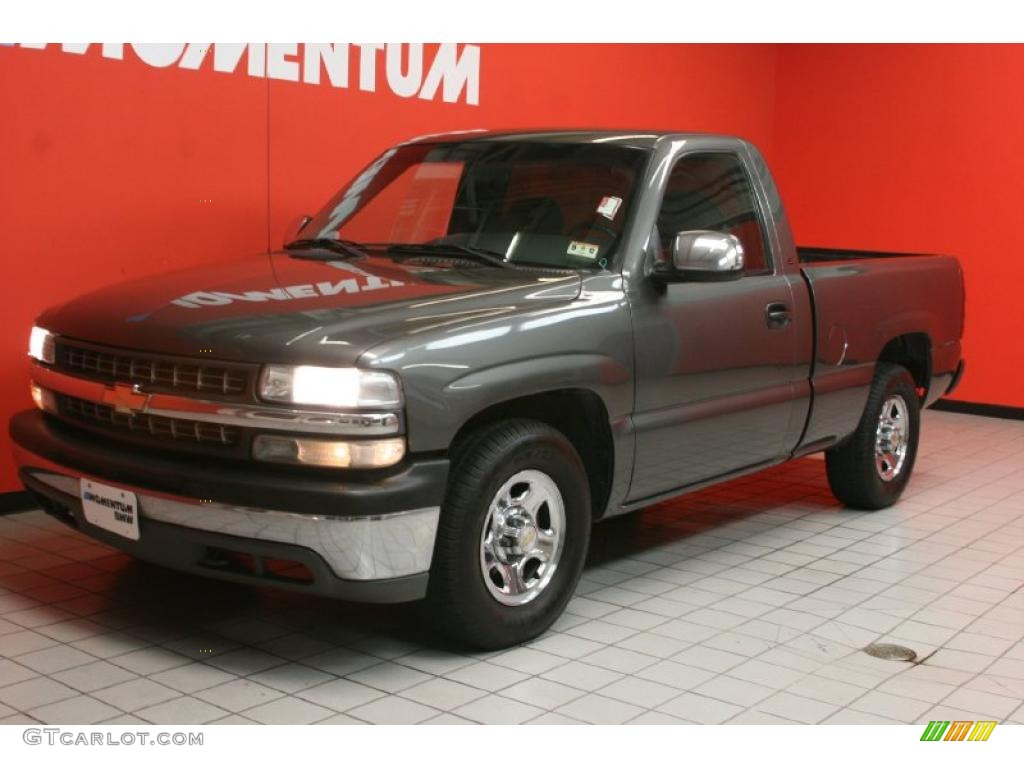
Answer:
[797, 246, 945, 263]
[794, 248, 965, 451]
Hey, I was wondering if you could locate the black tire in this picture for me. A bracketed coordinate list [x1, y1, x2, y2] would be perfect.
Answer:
[826, 363, 921, 510]
[423, 418, 591, 650]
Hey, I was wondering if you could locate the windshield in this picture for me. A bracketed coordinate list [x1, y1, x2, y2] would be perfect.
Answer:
[301, 140, 648, 270]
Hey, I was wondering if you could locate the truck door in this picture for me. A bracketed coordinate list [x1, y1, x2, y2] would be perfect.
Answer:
[627, 151, 804, 502]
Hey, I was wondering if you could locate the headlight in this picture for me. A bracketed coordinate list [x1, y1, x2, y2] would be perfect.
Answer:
[29, 326, 55, 364]
[252, 434, 406, 468]
[258, 365, 402, 409]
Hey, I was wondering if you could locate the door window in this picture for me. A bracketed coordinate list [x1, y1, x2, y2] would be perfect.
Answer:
[656, 153, 770, 273]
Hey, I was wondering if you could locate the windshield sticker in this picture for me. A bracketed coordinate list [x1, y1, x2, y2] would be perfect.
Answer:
[596, 195, 623, 221]
[567, 241, 600, 260]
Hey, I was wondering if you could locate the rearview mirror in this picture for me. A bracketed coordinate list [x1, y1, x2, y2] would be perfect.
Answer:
[653, 230, 744, 282]
[284, 214, 313, 245]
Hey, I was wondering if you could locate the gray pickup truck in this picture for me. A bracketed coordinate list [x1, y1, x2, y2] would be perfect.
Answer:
[11, 130, 965, 648]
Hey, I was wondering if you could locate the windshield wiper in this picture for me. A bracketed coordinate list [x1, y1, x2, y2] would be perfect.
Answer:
[386, 242, 515, 270]
[285, 237, 368, 260]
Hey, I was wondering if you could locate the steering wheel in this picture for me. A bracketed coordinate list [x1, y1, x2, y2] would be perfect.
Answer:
[567, 220, 619, 242]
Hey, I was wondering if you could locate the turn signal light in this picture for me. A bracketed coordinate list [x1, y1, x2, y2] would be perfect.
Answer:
[30, 382, 57, 413]
[252, 434, 406, 469]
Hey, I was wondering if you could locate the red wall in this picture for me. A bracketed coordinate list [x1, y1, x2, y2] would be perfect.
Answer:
[771, 44, 1024, 409]
[0, 43, 778, 493]
[2, 43, 1019, 495]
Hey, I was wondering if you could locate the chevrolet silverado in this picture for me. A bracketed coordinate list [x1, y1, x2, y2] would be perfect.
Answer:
[10, 131, 966, 648]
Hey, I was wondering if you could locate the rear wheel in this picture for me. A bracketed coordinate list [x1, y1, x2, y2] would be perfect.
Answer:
[424, 419, 591, 650]
[825, 363, 921, 510]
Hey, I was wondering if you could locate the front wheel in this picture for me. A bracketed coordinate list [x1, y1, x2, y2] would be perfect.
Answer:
[825, 363, 921, 510]
[423, 419, 591, 650]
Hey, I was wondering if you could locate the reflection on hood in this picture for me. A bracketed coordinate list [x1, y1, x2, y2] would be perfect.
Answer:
[38, 252, 581, 366]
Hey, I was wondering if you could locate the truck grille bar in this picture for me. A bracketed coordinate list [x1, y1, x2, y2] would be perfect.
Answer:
[57, 340, 253, 397]
[57, 393, 241, 447]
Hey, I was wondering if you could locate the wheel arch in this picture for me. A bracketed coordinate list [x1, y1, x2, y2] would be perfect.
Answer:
[877, 332, 932, 402]
[448, 388, 616, 521]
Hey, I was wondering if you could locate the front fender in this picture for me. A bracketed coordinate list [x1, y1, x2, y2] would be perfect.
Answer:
[438, 352, 632, 439]
[357, 273, 634, 453]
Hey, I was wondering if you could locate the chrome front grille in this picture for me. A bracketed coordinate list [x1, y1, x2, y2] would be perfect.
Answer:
[57, 394, 241, 447]
[57, 340, 252, 397]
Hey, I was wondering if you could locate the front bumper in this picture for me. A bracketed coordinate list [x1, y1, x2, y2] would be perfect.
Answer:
[10, 409, 449, 603]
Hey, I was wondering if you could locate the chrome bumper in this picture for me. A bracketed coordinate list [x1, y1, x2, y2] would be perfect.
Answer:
[16, 447, 440, 584]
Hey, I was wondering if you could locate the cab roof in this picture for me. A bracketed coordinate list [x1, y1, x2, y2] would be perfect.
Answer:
[402, 129, 740, 151]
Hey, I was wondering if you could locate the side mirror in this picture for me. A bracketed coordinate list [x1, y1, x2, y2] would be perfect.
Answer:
[652, 230, 744, 282]
[284, 214, 313, 245]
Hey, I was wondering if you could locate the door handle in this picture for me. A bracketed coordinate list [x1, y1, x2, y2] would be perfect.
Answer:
[765, 301, 792, 329]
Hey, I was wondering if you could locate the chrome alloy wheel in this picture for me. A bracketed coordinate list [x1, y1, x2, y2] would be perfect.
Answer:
[479, 469, 565, 606]
[874, 394, 910, 481]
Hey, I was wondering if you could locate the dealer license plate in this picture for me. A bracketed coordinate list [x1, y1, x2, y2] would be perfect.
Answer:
[80, 479, 140, 541]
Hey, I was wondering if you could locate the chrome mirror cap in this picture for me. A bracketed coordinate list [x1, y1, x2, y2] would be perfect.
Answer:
[672, 230, 745, 275]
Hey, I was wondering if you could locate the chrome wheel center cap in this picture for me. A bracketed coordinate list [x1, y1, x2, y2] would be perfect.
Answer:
[495, 506, 537, 560]
[518, 524, 538, 552]
[879, 427, 900, 452]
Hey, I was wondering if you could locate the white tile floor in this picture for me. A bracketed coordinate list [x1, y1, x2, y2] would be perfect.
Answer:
[1, 409, 1022, 725]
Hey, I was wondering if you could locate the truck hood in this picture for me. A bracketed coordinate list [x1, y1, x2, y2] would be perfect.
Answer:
[38, 252, 583, 366]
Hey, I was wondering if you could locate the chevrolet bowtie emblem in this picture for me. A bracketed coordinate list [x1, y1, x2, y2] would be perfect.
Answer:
[102, 382, 149, 415]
